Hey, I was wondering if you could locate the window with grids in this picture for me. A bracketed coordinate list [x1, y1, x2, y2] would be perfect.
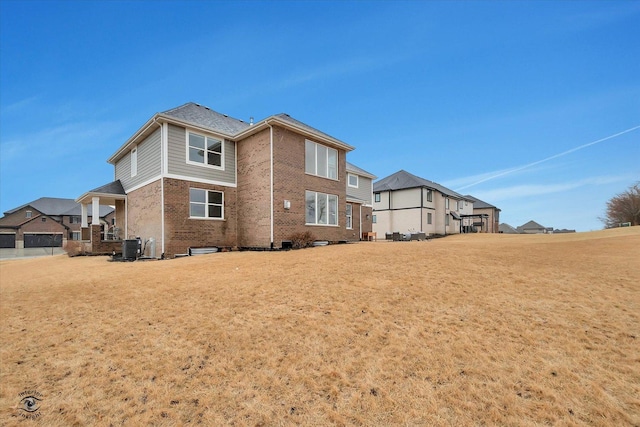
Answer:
[188, 132, 223, 168]
[190, 188, 224, 219]
[306, 191, 338, 226]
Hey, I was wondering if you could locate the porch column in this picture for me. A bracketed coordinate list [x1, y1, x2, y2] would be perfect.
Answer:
[81, 203, 89, 228]
[91, 197, 100, 225]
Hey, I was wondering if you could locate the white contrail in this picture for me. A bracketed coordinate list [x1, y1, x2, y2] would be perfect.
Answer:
[455, 125, 640, 191]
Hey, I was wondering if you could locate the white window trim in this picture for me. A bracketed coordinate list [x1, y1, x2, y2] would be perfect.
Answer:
[346, 203, 353, 229]
[347, 173, 358, 188]
[131, 146, 137, 177]
[305, 190, 339, 226]
[374, 193, 381, 203]
[185, 130, 225, 171]
[305, 139, 338, 181]
[189, 188, 225, 220]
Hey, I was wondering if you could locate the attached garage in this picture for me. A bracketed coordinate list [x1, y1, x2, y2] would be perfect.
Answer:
[0, 233, 16, 248]
[24, 233, 63, 248]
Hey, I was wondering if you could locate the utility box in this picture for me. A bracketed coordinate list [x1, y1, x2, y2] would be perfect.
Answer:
[122, 239, 138, 261]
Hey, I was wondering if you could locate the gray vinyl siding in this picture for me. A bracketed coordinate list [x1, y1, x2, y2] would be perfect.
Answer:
[167, 124, 236, 185]
[349, 175, 373, 204]
[115, 127, 161, 192]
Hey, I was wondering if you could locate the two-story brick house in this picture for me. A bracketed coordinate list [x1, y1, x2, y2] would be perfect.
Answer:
[0, 197, 114, 249]
[76, 103, 375, 258]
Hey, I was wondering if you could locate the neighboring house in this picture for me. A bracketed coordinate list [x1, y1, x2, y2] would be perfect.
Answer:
[499, 223, 520, 234]
[463, 195, 501, 233]
[0, 197, 114, 249]
[76, 102, 374, 258]
[517, 220, 552, 234]
[372, 170, 474, 236]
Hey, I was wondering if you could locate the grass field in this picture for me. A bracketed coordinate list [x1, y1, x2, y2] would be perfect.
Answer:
[1, 228, 639, 426]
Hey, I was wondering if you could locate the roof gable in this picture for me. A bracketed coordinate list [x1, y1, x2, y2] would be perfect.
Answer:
[519, 220, 546, 229]
[464, 195, 498, 210]
[374, 170, 464, 199]
[346, 162, 376, 179]
[161, 103, 251, 135]
[4, 197, 78, 216]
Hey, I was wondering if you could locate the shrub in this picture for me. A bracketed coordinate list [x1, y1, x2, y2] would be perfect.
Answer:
[289, 231, 316, 249]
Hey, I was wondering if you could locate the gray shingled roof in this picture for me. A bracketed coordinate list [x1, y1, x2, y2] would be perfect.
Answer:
[518, 220, 546, 230]
[87, 180, 126, 195]
[374, 170, 465, 199]
[464, 194, 499, 210]
[162, 103, 251, 136]
[5, 197, 80, 216]
[3, 197, 113, 217]
[499, 223, 520, 234]
[346, 162, 377, 179]
[271, 113, 348, 147]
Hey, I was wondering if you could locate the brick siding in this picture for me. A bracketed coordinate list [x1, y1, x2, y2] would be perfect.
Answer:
[163, 177, 238, 257]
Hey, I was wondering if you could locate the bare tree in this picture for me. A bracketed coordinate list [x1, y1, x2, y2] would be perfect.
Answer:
[601, 182, 640, 228]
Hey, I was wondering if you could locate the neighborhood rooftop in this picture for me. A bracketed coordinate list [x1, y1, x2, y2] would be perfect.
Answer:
[373, 170, 466, 199]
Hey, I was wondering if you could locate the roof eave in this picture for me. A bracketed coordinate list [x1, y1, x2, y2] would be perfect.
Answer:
[234, 117, 355, 152]
[107, 113, 240, 165]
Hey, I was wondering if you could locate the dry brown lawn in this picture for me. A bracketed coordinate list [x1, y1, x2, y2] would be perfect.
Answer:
[1, 228, 639, 426]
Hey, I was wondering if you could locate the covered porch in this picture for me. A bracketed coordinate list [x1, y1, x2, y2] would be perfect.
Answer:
[75, 180, 127, 255]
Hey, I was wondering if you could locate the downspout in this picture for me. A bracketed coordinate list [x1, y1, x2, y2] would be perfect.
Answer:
[266, 121, 274, 249]
[159, 119, 166, 258]
[420, 187, 424, 232]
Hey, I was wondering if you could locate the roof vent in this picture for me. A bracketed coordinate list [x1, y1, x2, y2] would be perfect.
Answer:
[250, 117, 254, 126]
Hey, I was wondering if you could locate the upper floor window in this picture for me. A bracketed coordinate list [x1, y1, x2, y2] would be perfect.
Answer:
[374, 193, 381, 203]
[187, 132, 223, 169]
[189, 188, 224, 219]
[445, 198, 450, 210]
[305, 140, 337, 180]
[26, 210, 32, 218]
[426, 189, 433, 202]
[348, 173, 358, 188]
[131, 146, 138, 176]
[69, 216, 81, 224]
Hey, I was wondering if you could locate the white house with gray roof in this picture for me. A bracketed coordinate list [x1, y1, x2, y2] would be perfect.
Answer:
[372, 170, 474, 237]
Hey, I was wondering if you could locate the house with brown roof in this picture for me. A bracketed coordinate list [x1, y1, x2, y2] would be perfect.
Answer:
[76, 103, 375, 258]
[463, 195, 501, 233]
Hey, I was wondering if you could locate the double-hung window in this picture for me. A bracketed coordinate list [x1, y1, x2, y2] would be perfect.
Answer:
[305, 140, 337, 180]
[306, 191, 338, 226]
[426, 189, 433, 202]
[348, 173, 358, 188]
[190, 188, 224, 219]
[188, 132, 223, 168]
[346, 204, 353, 229]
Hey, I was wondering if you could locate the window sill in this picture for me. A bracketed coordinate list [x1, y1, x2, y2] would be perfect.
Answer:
[189, 217, 225, 221]
[186, 160, 225, 171]
[305, 172, 339, 181]
[305, 223, 340, 227]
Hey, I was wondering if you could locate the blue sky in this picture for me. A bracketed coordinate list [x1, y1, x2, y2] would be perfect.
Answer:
[1, 1, 638, 231]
